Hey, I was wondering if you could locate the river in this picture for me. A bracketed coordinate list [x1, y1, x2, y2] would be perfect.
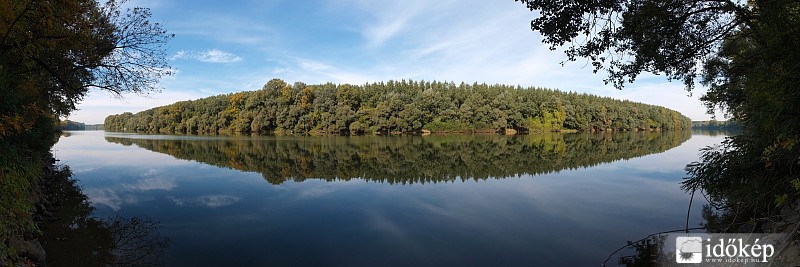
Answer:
[50, 130, 723, 266]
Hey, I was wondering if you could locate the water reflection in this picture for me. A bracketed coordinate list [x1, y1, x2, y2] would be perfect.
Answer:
[690, 128, 741, 137]
[39, 166, 171, 266]
[49, 131, 710, 266]
[104, 131, 691, 185]
[608, 231, 796, 266]
[614, 235, 670, 266]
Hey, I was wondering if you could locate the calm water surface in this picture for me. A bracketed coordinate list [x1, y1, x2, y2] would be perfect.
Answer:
[51, 131, 723, 266]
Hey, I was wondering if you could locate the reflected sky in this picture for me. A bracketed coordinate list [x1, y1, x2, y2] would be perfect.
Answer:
[52, 131, 725, 266]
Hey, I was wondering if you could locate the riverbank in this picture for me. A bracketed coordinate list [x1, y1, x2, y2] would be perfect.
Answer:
[5, 151, 172, 266]
[0, 154, 63, 266]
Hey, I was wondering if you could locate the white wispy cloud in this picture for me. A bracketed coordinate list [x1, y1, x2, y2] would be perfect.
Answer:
[69, 89, 208, 124]
[121, 176, 177, 191]
[338, 0, 455, 48]
[71, 0, 719, 121]
[314, 0, 714, 119]
[298, 59, 334, 72]
[168, 194, 241, 208]
[168, 10, 278, 46]
[84, 187, 155, 211]
[367, 19, 407, 47]
[170, 49, 243, 63]
[288, 58, 375, 84]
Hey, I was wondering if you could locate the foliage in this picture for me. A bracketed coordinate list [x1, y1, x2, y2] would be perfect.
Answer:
[58, 120, 86, 131]
[105, 131, 690, 185]
[690, 120, 739, 131]
[0, 0, 172, 119]
[105, 79, 692, 135]
[0, 115, 57, 262]
[516, 0, 750, 90]
[85, 124, 104, 130]
[615, 235, 669, 267]
[516, 0, 800, 227]
[684, 0, 800, 224]
[0, 0, 171, 262]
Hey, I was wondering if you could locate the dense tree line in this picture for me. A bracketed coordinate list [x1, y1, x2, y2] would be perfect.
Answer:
[105, 79, 691, 135]
[105, 131, 690, 185]
[85, 124, 104, 131]
[58, 120, 86, 131]
[691, 120, 740, 130]
[56, 120, 104, 131]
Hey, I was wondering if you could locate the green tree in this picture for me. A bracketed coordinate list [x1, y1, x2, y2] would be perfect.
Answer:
[1, 0, 172, 262]
[106, 78, 691, 135]
[516, 0, 750, 90]
[516, 0, 800, 224]
[2, 0, 171, 121]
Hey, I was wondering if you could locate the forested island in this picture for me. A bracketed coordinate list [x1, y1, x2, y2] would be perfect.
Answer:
[104, 79, 691, 135]
[105, 131, 690, 185]
[58, 120, 86, 130]
[691, 120, 740, 130]
[57, 120, 104, 131]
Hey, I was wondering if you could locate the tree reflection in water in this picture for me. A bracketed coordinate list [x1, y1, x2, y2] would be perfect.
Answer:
[615, 235, 670, 267]
[39, 166, 171, 266]
[105, 131, 691, 185]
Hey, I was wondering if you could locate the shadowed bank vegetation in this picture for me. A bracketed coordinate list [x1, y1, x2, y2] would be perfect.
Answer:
[514, 1, 800, 263]
[105, 79, 691, 135]
[105, 131, 690, 185]
[0, 0, 171, 263]
[39, 166, 170, 266]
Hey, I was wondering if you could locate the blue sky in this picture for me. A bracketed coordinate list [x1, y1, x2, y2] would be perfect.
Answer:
[70, 0, 721, 124]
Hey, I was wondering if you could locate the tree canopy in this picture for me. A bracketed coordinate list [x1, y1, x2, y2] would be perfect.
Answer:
[517, 0, 800, 227]
[104, 79, 691, 135]
[0, 0, 171, 137]
[58, 120, 86, 131]
[0, 0, 171, 263]
[516, 0, 753, 90]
